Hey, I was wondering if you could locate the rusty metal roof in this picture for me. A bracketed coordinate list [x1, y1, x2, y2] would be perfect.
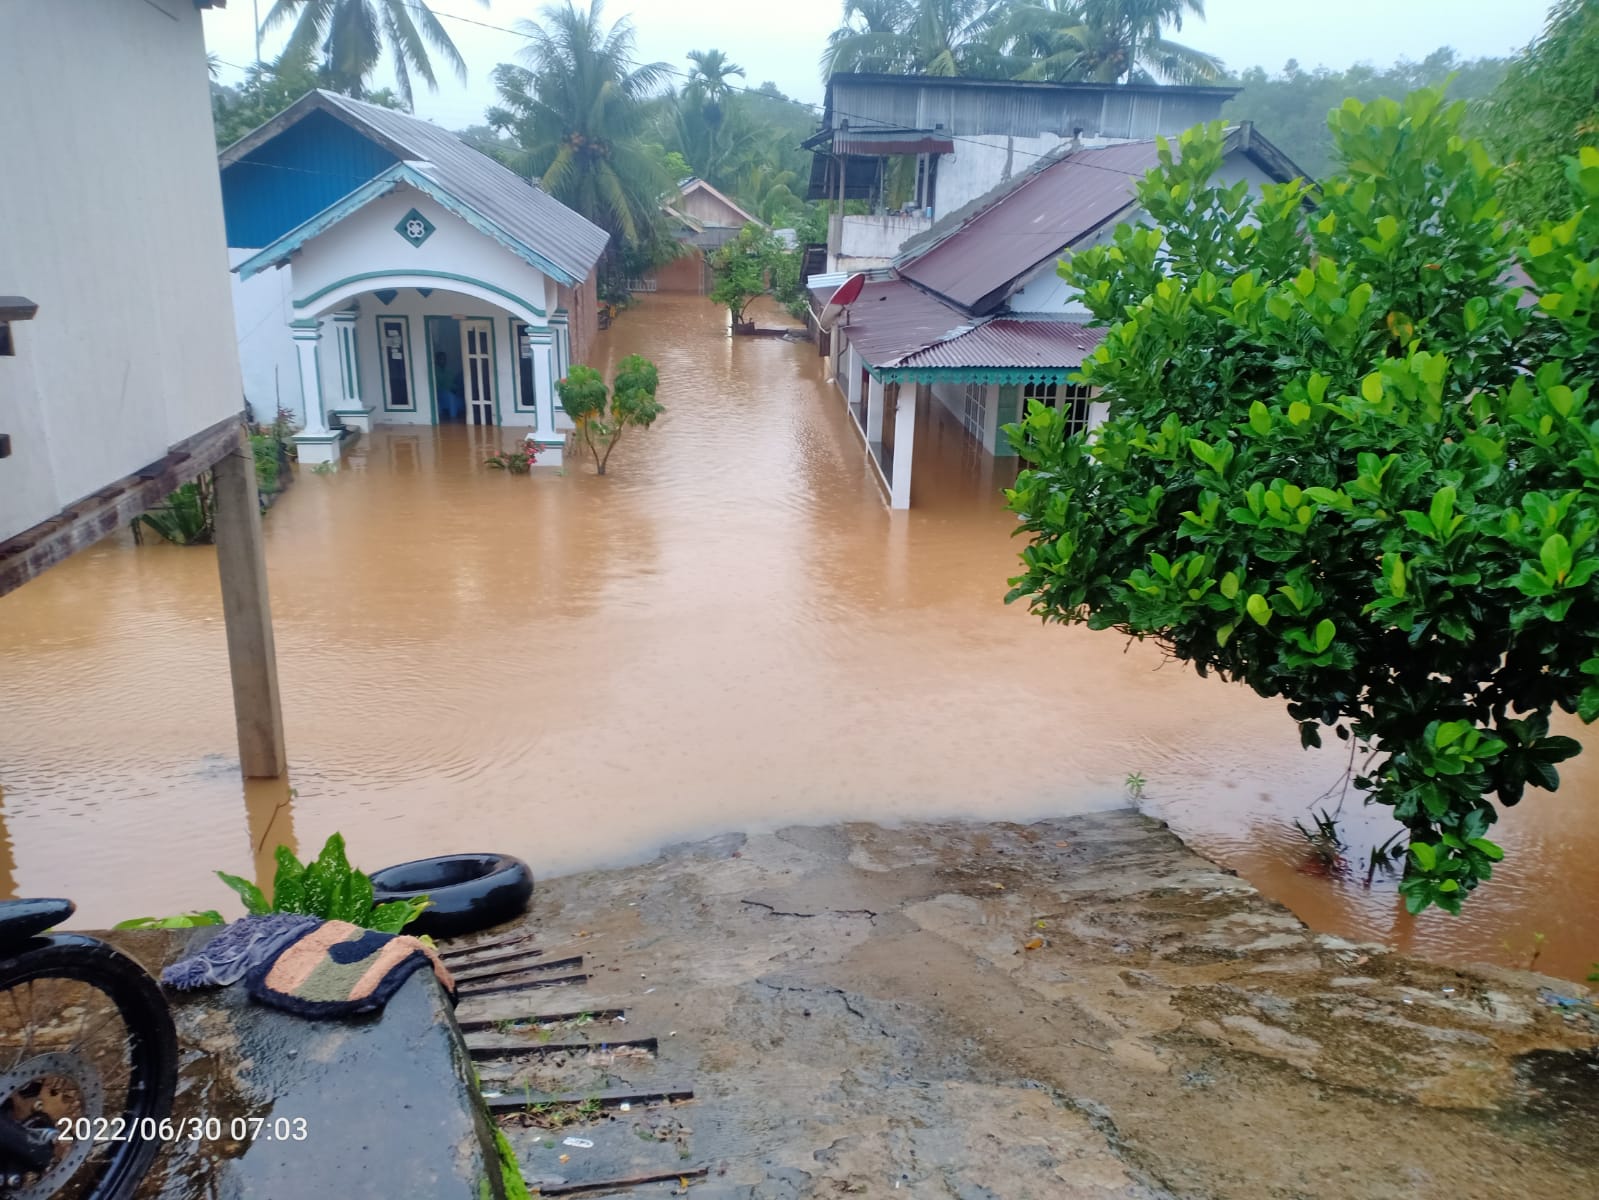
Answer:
[896, 140, 1162, 313]
[890, 319, 1104, 372]
[838, 278, 1104, 384]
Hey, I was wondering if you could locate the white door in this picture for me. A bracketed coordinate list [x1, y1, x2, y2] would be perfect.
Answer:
[460, 320, 495, 425]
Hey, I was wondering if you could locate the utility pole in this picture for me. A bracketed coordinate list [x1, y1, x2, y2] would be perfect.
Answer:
[253, 0, 262, 64]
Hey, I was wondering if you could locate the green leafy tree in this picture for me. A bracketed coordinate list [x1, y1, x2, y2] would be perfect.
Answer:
[486, 1, 672, 267]
[709, 224, 788, 327]
[1479, 0, 1599, 226]
[1222, 49, 1507, 180]
[1006, 92, 1599, 916]
[556, 358, 664, 475]
[212, 52, 405, 149]
[995, 0, 1220, 84]
[260, 0, 483, 108]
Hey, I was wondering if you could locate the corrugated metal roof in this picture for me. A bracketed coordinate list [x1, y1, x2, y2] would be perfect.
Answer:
[891, 319, 1104, 371]
[837, 278, 1104, 380]
[836, 278, 975, 367]
[316, 92, 609, 285]
[833, 129, 955, 156]
[896, 140, 1162, 312]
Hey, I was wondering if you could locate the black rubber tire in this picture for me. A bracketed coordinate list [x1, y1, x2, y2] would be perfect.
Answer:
[0, 934, 178, 1200]
[369, 853, 534, 939]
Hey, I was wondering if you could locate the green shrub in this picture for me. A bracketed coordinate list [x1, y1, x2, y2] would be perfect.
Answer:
[1006, 93, 1599, 915]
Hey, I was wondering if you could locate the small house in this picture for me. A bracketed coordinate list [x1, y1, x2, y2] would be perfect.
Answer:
[817, 124, 1306, 508]
[221, 91, 610, 465]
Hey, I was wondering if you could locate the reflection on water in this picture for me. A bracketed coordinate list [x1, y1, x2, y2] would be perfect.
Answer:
[1, 295, 1595, 979]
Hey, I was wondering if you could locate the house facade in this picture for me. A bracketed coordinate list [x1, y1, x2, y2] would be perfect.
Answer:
[805, 74, 1239, 273]
[815, 125, 1305, 509]
[1, 0, 286, 776]
[652, 178, 764, 293]
[222, 91, 609, 464]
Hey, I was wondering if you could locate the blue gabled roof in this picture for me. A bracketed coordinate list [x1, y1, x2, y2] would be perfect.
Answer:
[219, 90, 609, 287]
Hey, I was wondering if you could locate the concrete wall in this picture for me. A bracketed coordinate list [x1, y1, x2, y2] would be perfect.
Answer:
[832, 213, 933, 268]
[933, 133, 1070, 220]
[231, 251, 301, 425]
[286, 187, 556, 326]
[0, 1, 243, 541]
[556, 270, 599, 371]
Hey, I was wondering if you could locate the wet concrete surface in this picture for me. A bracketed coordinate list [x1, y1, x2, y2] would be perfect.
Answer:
[103, 929, 501, 1199]
[470, 813, 1598, 1199]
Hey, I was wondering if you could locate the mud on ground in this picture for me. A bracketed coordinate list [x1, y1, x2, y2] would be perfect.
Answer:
[474, 811, 1598, 1199]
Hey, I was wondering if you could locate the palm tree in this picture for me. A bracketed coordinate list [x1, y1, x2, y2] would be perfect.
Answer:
[685, 49, 746, 104]
[995, 0, 1221, 85]
[485, 1, 672, 251]
[261, 0, 484, 108]
[822, 0, 1007, 78]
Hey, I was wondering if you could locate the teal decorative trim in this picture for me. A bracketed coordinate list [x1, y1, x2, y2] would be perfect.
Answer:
[289, 317, 321, 333]
[295, 270, 546, 319]
[234, 163, 582, 286]
[373, 288, 399, 306]
[869, 364, 1090, 386]
[416, 287, 433, 298]
[330, 310, 357, 324]
[396, 207, 436, 248]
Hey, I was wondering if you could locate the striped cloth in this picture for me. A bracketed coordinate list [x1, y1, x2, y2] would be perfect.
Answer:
[246, 920, 456, 1017]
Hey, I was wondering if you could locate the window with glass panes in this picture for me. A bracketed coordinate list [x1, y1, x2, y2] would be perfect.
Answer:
[1023, 380, 1093, 436]
[962, 382, 987, 442]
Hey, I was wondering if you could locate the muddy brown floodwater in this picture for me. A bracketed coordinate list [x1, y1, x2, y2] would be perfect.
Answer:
[1, 294, 1596, 980]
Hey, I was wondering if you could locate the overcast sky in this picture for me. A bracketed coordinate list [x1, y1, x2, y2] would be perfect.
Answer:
[202, 1, 1556, 131]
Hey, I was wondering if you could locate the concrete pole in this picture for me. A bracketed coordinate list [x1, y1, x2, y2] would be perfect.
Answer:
[213, 428, 287, 777]
[890, 384, 918, 509]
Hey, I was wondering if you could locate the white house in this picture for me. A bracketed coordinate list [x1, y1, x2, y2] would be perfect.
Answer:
[814, 125, 1306, 509]
[0, 0, 285, 776]
[221, 91, 610, 465]
[804, 74, 1241, 273]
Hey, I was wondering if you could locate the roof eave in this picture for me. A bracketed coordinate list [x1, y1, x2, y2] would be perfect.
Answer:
[218, 89, 416, 169]
[234, 163, 591, 287]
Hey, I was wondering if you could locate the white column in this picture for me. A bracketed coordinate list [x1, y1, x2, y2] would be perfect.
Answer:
[523, 323, 561, 464]
[291, 319, 328, 434]
[846, 344, 862, 409]
[328, 309, 373, 431]
[890, 383, 918, 509]
[866, 373, 885, 444]
[290, 316, 343, 466]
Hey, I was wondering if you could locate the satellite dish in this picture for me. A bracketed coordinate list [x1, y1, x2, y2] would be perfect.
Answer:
[818, 273, 867, 331]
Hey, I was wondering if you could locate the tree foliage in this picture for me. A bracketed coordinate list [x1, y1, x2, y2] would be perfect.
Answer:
[260, 0, 481, 108]
[995, 0, 1219, 84]
[212, 54, 404, 149]
[708, 224, 791, 327]
[556, 357, 664, 475]
[1006, 93, 1599, 916]
[487, 1, 675, 263]
[1479, 0, 1599, 227]
[1221, 48, 1506, 179]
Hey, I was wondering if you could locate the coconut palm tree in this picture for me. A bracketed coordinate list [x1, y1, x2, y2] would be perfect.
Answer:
[485, 1, 672, 251]
[995, 0, 1221, 85]
[260, 0, 484, 108]
[822, 0, 1007, 78]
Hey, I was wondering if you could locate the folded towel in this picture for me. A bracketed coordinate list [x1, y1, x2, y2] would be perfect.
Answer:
[245, 920, 456, 1017]
[161, 913, 320, 989]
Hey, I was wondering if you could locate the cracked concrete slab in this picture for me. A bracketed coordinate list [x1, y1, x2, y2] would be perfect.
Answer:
[481, 811, 1597, 1198]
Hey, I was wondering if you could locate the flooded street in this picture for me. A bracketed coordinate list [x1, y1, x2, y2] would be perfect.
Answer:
[2, 294, 1596, 980]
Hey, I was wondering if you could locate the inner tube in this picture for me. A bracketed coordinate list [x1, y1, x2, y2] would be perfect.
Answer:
[369, 853, 533, 939]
